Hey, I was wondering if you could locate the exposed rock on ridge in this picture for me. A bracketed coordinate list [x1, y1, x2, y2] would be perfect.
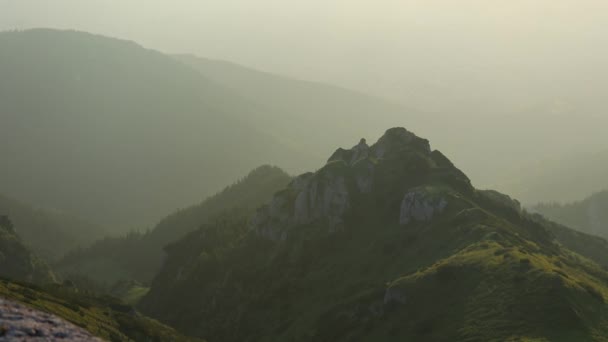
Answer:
[399, 188, 448, 225]
[250, 128, 471, 241]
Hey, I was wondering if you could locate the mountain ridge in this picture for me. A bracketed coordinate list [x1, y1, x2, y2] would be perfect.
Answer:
[0, 193, 105, 261]
[55, 165, 292, 284]
[0, 216, 56, 284]
[139, 127, 608, 341]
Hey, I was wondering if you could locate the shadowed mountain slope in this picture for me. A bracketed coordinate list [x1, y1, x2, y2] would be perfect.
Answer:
[140, 128, 608, 342]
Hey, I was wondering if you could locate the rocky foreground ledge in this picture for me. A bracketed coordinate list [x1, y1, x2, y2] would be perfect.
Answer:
[0, 298, 103, 341]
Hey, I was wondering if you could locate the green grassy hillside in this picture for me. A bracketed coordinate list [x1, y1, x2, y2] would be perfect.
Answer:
[139, 128, 608, 341]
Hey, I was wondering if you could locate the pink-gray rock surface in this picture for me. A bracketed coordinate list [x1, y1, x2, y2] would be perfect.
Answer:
[0, 298, 103, 341]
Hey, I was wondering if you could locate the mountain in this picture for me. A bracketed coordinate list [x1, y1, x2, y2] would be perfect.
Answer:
[174, 54, 416, 156]
[176, 56, 608, 196]
[0, 277, 201, 341]
[55, 165, 292, 284]
[0, 29, 417, 229]
[140, 128, 608, 341]
[490, 149, 608, 205]
[534, 191, 608, 239]
[0, 216, 56, 284]
[0, 194, 105, 261]
[0, 29, 299, 228]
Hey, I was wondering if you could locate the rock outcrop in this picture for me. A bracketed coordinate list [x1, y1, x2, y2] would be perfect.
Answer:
[479, 190, 522, 214]
[0, 298, 103, 341]
[399, 188, 448, 225]
[251, 167, 351, 241]
[250, 127, 468, 241]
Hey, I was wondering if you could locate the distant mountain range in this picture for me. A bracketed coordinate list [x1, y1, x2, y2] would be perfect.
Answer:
[0, 194, 104, 261]
[492, 149, 608, 205]
[56, 165, 292, 284]
[0, 29, 417, 229]
[534, 190, 608, 239]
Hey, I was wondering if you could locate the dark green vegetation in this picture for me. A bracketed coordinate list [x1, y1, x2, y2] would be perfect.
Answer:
[535, 190, 608, 239]
[139, 128, 608, 342]
[0, 28, 415, 229]
[0, 277, 201, 341]
[0, 216, 56, 284]
[56, 165, 292, 284]
[0, 194, 105, 261]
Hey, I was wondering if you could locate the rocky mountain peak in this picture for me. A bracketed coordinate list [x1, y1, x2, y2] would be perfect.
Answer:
[250, 127, 471, 241]
[372, 127, 431, 158]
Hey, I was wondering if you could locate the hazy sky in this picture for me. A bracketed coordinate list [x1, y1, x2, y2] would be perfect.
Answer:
[2, 2, 606, 73]
[2, 0, 608, 203]
[2, 1, 607, 115]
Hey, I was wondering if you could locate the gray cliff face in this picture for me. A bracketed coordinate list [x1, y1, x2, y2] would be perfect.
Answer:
[399, 188, 448, 225]
[293, 173, 350, 231]
[250, 192, 291, 242]
[251, 170, 351, 241]
[250, 127, 457, 241]
[354, 159, 375, 194]
[349, 138, 370, 165]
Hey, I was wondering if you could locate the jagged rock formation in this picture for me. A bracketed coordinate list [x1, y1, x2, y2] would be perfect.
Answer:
[250, 127, 470, 241]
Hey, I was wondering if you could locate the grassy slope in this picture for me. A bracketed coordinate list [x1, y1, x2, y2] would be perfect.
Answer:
[0, 278, 201, 341]
[143, 190, 608, 342]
